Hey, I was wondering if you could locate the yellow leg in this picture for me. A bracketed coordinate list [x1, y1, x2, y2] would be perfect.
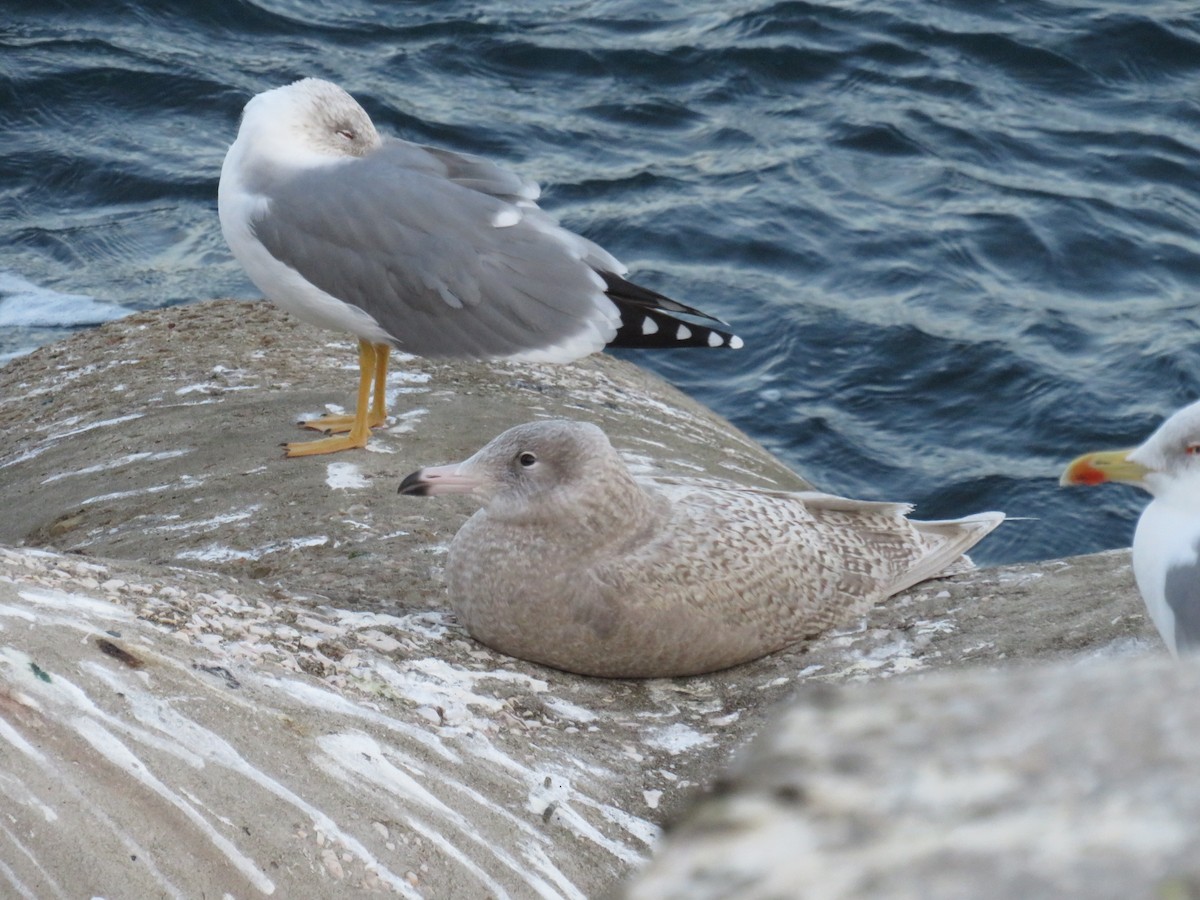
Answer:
[286, 340, 387, 457]
[371, 343, 390, 424]
[300, 341, 391, 435]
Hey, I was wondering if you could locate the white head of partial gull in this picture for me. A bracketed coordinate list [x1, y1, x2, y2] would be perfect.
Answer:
[218, 78, 742, 457]
[1061, 398, 1200, 656]
[400, 419, 1004, 678]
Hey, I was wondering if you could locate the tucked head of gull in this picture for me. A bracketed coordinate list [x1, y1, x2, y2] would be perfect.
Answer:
[400, 420, 1004, 678]
[218, 78, 742, 457]
[1061, 399, 1200, 656]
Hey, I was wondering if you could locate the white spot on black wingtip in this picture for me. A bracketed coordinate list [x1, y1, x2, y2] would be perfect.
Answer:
[729, 335, 744, 349]
[706, 331, 722, 348]
[676, 324, 692, 340]
[642, 317, 659, 336]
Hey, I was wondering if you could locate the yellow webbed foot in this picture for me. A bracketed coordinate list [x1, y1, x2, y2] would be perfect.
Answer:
[299, 410, 387, 435]
[283, 432, 370, 457]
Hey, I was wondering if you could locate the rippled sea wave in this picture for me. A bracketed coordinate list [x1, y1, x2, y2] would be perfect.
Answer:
[5, 0, 1200, 564]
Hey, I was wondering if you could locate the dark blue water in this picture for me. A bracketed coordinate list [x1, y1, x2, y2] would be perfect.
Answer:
[5, 0, 1200, 565]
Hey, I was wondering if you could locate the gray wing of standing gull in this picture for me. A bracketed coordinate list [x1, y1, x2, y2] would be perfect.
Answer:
[250, 137, 623, 359]
[389, 141, 542, 202]
[1164, 548, 1200, 653]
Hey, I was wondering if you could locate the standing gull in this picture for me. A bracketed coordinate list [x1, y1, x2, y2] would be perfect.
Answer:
[1061, 399, 1200, 656]
[399, 420, 1004, 677]
[219, 78, 742, 457]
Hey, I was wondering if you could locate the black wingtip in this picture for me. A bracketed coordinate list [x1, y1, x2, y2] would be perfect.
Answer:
[599, 270, 729, 324]
[599, 270, 741, 349]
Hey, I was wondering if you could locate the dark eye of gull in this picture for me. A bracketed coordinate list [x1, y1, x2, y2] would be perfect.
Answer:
[517, 452, 537, 468]
[336, 128, 356, 141]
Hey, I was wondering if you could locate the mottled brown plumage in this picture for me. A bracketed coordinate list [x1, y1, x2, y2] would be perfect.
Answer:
[400, 420, 1003, 677]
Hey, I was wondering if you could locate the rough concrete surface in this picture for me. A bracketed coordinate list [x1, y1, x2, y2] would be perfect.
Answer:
[0, 300, 1172, 898]
[626, 650, 1200, 900]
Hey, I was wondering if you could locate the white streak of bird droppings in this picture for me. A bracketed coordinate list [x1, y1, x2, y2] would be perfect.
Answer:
[386, 406, 429, 436]
[81, 483, 172, 506]
[150, 507, 260, 533]
[998, 571, 1045, 586]
[543, 698, 598, 723]
[0, 604, 40, 623]
[263, 676, 460, 762]
[55, 411, 146, 440]
[334, 608, 451, 640]
[592, 801, 660, 847]
[0, 707, 47, 764]
[0, 690, 184, 896]
[0, 445, 49, 470]
[0, 851, 38, 900]
[641, 723, 712, 755]
[316, 733, 564, 898]
[527, 773, 645, 865]
[403, 816, 516, 900]
[83, 665, 415, 898]
[325, 462, 368, 490]
[174, 383, 257, 396]
[174, 535, 328, 563]
[40, 449, 193, 484]
[390, 369, 432, 384]
[1, 648, 274, 894]
[521, 844, 588, 900]
[914, 618, 956, 637]
[71, 718, 277, 894]
[840, 637, 927, 678]
[372, 657, 546, 727]
[17, 587, 133, 621]
[371, 694, 652, 871]
[81, 475, 206, 506]
[317, 732, 456, 817]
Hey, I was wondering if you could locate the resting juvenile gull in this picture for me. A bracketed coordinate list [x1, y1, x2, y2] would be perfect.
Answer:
[218, 78, 742, 457]
[1060, 399, 1200, 656]
[398, 420, 1004, 677]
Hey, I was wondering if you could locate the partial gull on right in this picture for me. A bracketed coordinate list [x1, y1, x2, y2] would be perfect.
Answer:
[1061, 397, 1200, 656]
[218, 78, 741, 457]
[400, 419, 1004, 678]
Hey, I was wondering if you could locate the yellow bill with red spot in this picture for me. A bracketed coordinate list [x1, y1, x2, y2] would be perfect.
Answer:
[1059, 448, 1152, 488]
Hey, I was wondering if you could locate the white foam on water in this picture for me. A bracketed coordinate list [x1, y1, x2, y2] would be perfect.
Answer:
[0, 272, 134, 329]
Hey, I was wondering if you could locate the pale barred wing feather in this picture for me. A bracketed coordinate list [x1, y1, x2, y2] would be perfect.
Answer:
[879, 512, 1004, 593]
[647, 474, 911, 516]
[251, 138, 620, 360]
[648, 477, 1002, 582]
[607, 483, 1001, 637]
